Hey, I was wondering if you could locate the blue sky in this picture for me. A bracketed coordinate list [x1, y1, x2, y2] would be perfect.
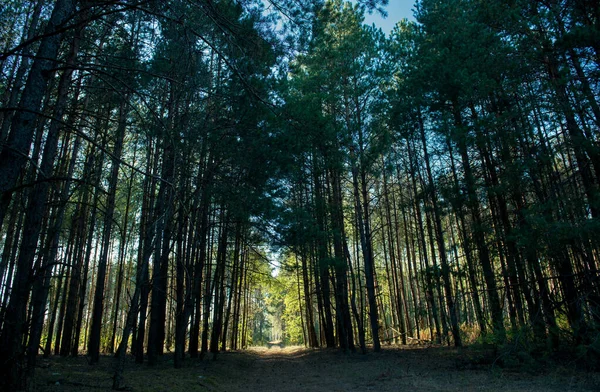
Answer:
[363, 1, 416, 34]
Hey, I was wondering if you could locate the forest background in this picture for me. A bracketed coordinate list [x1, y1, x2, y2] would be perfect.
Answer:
[0, 0, 599, 390]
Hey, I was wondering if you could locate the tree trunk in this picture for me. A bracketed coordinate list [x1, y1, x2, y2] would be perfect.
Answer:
[418, 110, 462, 346]
[88, 96, 129, 363]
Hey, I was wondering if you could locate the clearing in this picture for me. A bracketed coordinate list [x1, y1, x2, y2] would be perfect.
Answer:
[36, 345, 599, 391]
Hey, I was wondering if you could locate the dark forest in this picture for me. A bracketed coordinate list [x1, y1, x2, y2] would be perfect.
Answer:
[1, 0, 599, 390]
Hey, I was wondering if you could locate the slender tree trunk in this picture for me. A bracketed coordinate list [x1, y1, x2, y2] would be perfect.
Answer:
[452, 103, 506, 343]
[328, 168, 354, 351]
[210, 208, 228, 359]
[350, 157, 380, 351]
[0, 0, 76, 231]
[88, 96, 129, 363]
[418, 110, 462, 346]
[312, 153, 335, 348]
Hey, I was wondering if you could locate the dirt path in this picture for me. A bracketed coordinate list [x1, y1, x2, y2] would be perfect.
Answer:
[213, 346, 597, 392]
[36, 346, 599, 391]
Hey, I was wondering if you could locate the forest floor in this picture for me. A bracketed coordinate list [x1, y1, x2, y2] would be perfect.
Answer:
[35, 345, 599, 392]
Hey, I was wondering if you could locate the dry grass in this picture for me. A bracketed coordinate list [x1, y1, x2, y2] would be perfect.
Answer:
[35, 345, 599, 391]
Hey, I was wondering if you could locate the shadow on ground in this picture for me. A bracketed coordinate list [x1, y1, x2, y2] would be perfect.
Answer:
[36, 345, 599, 391]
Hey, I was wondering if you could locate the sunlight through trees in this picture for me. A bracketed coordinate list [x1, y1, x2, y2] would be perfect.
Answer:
[0, 0, 599, 390]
